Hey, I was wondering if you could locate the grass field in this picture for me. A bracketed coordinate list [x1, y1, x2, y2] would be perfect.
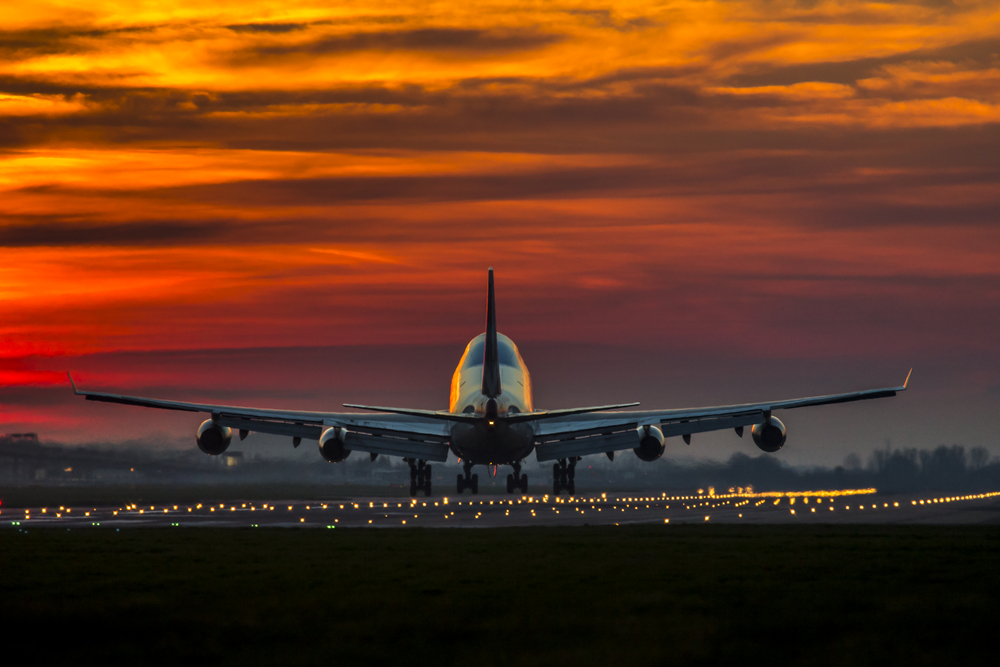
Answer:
[3, 525, 998, 666]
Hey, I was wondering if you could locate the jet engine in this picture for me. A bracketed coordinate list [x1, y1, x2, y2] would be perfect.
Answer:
[197, 419, 232, 455]
[318, 426, 352, 463]
[751, 416, 787, 453]
[633, 424, 666, 462]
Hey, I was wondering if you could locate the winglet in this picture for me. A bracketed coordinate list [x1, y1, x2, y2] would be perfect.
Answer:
[903, 368, 912, 390]
[67, 372, 80, 395]
[481, 267, 502, 398]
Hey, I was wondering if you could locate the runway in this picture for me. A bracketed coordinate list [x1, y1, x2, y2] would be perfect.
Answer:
[5, 489, 1000, 528]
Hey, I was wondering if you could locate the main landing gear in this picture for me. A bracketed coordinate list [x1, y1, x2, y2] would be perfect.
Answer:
[553, 457, 578, 495]
[456, 460, 479, 495]
[506, 461, 528, 494]
[408, 459, 432, 497]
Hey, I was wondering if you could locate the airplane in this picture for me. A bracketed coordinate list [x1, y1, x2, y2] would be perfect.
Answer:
[69, 268, 910, 497]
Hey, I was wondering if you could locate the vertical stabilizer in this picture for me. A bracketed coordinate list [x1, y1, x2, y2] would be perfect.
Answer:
[482, 268, 502, 398]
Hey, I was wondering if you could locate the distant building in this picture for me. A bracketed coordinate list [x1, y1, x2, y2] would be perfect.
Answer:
[221, 451, 243, 467]
[1, 433, 39, 445]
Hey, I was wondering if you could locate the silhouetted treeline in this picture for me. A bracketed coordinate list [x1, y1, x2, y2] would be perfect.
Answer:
[599, 445, 1000, 493]
[3, 438, 998, 494]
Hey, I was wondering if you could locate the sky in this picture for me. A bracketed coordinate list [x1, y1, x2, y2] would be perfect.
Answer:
[1, 1, 998, 465]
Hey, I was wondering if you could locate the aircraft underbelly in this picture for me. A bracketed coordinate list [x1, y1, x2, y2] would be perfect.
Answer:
[450, 422, 534, 465]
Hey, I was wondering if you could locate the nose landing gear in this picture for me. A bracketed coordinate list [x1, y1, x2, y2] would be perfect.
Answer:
[553, 457, 578, 495]
[456, 460, 479, 494]
[506, 461, 528, 494]
[407, 459, 432, 497]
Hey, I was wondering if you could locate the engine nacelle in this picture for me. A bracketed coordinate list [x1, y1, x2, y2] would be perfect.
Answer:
[318, 427, 352, 463]
[751, 416, 787, 453]
[633, 424, 666, 462]
[197, 419, 232, 455]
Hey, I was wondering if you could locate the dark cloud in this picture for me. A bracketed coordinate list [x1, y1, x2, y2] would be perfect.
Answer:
[0, 25, 158, 59]
[237, 28, 563, 61]
[728, 37, 1000, 87]
[564, 9, 660, 31]
[226, 23, 311, 34]
[0, 219, 231, 247]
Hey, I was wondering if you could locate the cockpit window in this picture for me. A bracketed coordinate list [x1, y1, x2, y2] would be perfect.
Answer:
[462, 340, 485, 369]
[497, 340, 519, 367]
[461, 337, 522, 369]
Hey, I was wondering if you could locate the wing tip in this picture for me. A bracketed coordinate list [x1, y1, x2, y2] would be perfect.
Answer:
[67, 371, 79, 394]
[903, 368, 912, 390]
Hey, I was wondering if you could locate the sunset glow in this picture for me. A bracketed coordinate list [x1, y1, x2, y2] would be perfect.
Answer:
[1, 1, 998, 455]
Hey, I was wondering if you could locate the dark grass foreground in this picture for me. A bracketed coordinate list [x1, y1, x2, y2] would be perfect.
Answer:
[3, 526, 998, 666]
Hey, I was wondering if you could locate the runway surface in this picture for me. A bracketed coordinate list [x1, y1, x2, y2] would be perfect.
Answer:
[5, 489, 1000, 528]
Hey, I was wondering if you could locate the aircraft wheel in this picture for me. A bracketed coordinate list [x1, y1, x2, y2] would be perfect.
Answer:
[553, 480, 560, 495]
[568, 480, 575, 495]
[409, 481, 417, 496]
[425, 481, 432, 497]
[471, 474, 479, 494]
[520, 474, 528, 493]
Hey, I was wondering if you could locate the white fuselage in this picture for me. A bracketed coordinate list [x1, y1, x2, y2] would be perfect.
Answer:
[447, 333, 535, 465]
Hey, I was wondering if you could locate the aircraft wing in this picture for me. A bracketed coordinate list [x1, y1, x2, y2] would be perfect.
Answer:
[68, 374, 452, 462]
[532, 370, 911, 462]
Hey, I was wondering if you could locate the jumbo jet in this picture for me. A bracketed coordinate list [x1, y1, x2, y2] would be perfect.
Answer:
[70, 269, 909, 496]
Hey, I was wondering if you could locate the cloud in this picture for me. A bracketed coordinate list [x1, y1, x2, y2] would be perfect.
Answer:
[232, 27, 564, 63]
[0, 0, 998, 454]
[226, 22, 312, 34]
[0, 93, 91, 116]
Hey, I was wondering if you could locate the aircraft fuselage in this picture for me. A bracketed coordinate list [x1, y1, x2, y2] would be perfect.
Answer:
[448, 333, 534, 465]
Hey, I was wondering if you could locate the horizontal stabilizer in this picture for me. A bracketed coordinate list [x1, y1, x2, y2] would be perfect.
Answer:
[502, 402, 640, 423]
[343, 404, 481, 423]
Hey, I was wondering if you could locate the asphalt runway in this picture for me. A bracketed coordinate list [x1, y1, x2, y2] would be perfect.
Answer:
[5, 489, 1000, 528]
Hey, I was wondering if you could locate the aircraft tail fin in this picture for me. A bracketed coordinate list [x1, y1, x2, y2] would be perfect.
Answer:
[482, 267, 502, 398]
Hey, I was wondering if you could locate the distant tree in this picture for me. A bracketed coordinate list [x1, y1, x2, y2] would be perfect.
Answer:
[969, 446, 990, 470]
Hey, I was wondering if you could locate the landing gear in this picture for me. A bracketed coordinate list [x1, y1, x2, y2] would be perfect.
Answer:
[407, 459, 432, 497]
[457, 461, 479, 494]
[506, 462, 528, 494]
[552, 458, 577, 495]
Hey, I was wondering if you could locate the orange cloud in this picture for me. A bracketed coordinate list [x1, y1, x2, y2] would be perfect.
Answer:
[0, 1, 998, 444]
